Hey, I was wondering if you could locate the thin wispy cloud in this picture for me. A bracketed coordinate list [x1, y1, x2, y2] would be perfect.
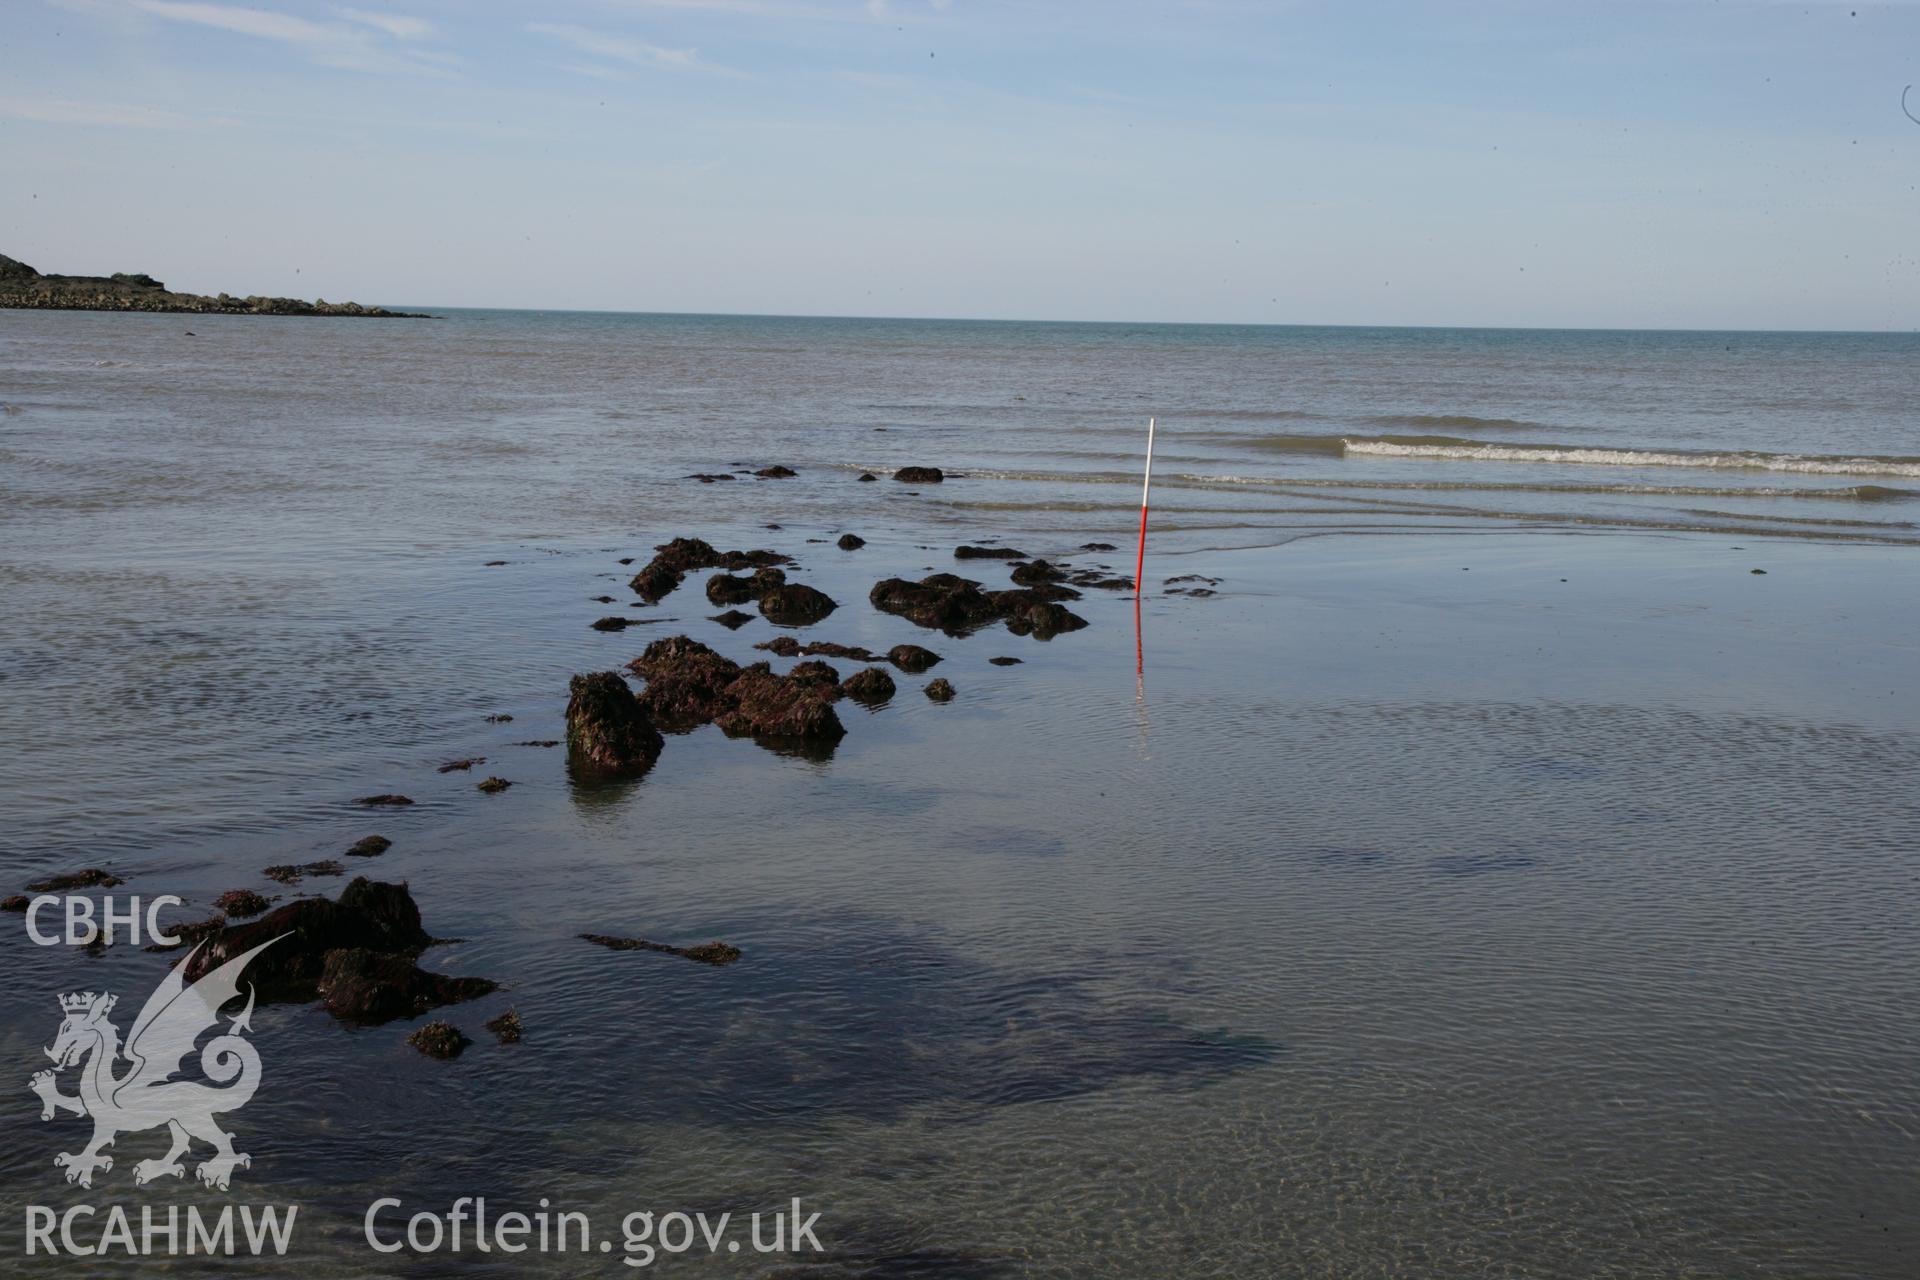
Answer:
[336, 7, 433, 40]
[527, 22, 733, 74]
[0, 94, 235, 129]
[130, 1, 457, 75]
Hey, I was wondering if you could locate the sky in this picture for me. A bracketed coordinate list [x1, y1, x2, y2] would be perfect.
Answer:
[2, 0, 1919, 328]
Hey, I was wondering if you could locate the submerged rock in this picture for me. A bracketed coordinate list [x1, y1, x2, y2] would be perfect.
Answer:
[925, 678, 957, 702]
[476, 776, 512, 794]
[262, 861, 344, 885]
[710, 608, 755, 629]
[581, 932, 741, 966]
[687, 473, 735, 483]
[857, 472, 878, 482]
[887, 643, 942, 673]
[759, 582, 838, 626]
[894, 466, 944, 484]
[591, 615, 639, 631]
[2, 895, 29, 912]
[485, 1008, 524, 1044]
[354, 794, 414, 807]
[988, 656, 1023, 666]
[346, 835, 392, 858]
[755, 465, 798, 478]
[955, 545, 1026, 560]
[837, 533, 866, 550]
[319, 948, 495, 1025]
[408, 1020, 470, 1059]
[1081, 542, 1118, 551]
[758, 639, 880, 662]
[840, 667, 897, 704]
[25, 868, 124, 892]
[565, 671, 665, 777]
[437, 757, 485, 772]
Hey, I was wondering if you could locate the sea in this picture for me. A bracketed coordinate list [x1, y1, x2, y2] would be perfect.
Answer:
[1, 309, 1915, 1276]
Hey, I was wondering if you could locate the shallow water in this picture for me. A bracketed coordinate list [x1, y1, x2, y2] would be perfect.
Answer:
[0, 311, 1916, 1276]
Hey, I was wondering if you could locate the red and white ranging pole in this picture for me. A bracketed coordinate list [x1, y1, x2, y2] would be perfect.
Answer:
[1134, 416, 1156, 594]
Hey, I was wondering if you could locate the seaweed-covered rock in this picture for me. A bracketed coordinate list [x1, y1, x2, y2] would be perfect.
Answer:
[1010, 559, 1068, 584]
[627, 560, 682, 602]
[582, 933, 741, 966]
[870, 574, 1002, 634]
[213, 889, 270, 918]
[408, 1021, 470, 1059]
[955, 545, 1026, 560]
[628, 636, 845, 748]
[887, 644, 942, 673]
[318, 948, 496, 1025]
[841, 667, 897, 704]
[346, 835, 392, 858]
[786, 659, 844, 694]
[759, 582, 838, 627]
[2, 895, 29, 912]
[355, 794, 413, 807]
[628, 636, 743, 729]
[924, 678, 956, 702]
[437, 757, 484, 773]
[591, 615, 638, 631]
[894, 466, 944, 484]
[990, 590, 1089, 640]
[837, 533, 865, 550]
[716, 664, 846, 744]
[706, 574, 756, 606]
[748, 565, 788, 595]
[627, 537, 790, 601]
[710, 609, 755, 629]
[485, 1008, 524, 1044]
[183, 877, 434, 1000]
[755, 636, 802, 657]
[755, 465, 798, 478]
[565, 671, 665, 777]
[476, 776, 512, 794]
[988, 656, 1023, 666]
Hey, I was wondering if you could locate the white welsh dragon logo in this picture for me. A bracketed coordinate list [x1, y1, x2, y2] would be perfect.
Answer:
[27, 937, 281, 1190]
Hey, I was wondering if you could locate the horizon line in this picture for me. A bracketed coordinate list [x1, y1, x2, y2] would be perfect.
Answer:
[362, 304, 1920, 337]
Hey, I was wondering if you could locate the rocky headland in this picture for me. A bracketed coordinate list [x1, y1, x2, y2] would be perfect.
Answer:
[0, 253, 431, 318]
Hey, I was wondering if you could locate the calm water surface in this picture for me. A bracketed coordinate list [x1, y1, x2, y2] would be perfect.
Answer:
[0, 310, 1915, 1276]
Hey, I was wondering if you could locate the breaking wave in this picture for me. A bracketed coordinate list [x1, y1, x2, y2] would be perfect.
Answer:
[1341, 436, 1920, 478]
